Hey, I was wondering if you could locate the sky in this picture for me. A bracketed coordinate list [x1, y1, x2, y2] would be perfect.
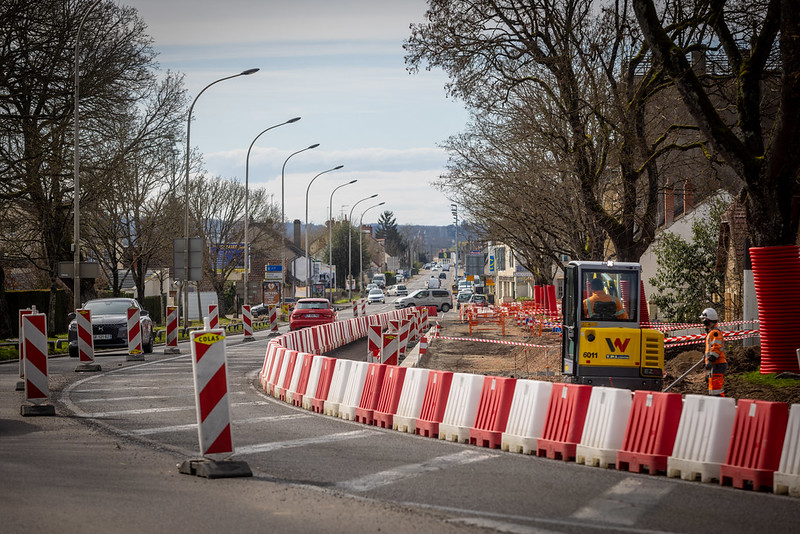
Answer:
[122, 0, 470, 227]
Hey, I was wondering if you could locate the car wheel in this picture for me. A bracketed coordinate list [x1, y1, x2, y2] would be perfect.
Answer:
[440, 304, 451, 313]
[143, 332, 154, 354]
[69, 345, 78, 358]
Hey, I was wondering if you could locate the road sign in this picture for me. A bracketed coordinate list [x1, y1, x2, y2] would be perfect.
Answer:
[173, 237, 204, 281]
[58, 262, 99, 279]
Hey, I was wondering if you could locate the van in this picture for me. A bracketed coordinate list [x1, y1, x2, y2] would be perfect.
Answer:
[394, 289, 453, 312]
[372, 273, 386, 288]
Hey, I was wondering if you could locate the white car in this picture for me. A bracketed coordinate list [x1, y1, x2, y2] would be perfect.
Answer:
[367, 288, 385, 304]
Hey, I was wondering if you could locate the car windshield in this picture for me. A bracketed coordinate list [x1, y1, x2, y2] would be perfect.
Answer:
[84, 300, 134, 314]
[369, 289, 382, 296]
[296, 301, 329, 310]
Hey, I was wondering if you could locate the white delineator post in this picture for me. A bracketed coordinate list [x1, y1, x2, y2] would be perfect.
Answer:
[20, 313, 55, 416]
[242, 304, 254, 341]
[165, 305, 180, 354]
[179, 318, 251, 478]
[127, 307, 144, 361]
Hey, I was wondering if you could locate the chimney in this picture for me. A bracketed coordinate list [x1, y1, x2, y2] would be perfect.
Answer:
[683, 180, 695, 214]
[664, 184, 674, 227]
[293, 219, 301, 248]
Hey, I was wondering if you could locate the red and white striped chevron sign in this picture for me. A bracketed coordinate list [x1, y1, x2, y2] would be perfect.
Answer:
[22, 313, 48, 404]
[190, 327, 234, 456]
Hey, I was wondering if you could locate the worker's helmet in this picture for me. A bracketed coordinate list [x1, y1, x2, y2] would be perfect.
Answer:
[699, 308, 718, 322]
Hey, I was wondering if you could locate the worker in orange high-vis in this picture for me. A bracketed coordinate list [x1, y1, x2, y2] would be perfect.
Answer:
[700, 308, 726, 397]
[583, 277, 629, 320]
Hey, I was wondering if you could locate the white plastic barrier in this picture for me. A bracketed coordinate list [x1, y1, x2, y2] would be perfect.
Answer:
[265, 346, 287, 396]
[338, 361, 370, 421]
[774, 404, 800, 497]
[301, 356, 325, 411]
[393, 368, 430, 433]
[575, 387, 632, 467]
[438, 373, 484, 443]
[501, 379, 553, 455]
[324, 359, 354, 417]
[667, 394, 736, 482]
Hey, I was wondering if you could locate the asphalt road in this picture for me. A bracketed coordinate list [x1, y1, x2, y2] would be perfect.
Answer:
[3, 276, 799, 533]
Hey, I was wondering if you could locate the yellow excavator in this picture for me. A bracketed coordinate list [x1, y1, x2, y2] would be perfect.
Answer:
[560, 261, 664, 391]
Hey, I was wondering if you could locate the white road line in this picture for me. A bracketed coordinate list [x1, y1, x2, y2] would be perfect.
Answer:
[131, 414, 312, 435]
[72, 386, 195, 392]
[235, 429, 380, 455]
[337, 450, 496, 493]
[81, 400, 272, 418]
[75, 395, 174, 403]
[571, 477, 674, 526]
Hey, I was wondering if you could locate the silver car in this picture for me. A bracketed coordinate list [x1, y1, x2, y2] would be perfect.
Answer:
[394, 289, 453, 312]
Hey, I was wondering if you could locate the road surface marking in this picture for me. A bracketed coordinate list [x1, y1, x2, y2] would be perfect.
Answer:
[571, 477, 673, 526]
[131, 414, 312, 435]
[337, 450, 496, 492]
[81, 400, 271, 418]
[235, 429, 380, 455]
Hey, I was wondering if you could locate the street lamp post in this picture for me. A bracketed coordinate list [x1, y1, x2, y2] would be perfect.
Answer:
[304, 165, 343, 297]
[244, 117, 301, 308]
[184, 68, 259, 328]
[327, 179, 357, 301]
[281, 144, 319, 310]
[359, 202, 385, 293]
[348, 194, 378, 302]
[73, 0, 102, 311]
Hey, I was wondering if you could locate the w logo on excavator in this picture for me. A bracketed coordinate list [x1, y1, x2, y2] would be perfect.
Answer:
[605, 337, 631, 352]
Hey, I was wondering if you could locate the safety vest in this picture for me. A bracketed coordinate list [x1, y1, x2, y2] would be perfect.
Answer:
[704, 327, 726, 365]
[584, 292, 628, 319]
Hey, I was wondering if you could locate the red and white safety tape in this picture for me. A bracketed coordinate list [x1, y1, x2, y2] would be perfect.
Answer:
[430, 334, 557, 349]
[664, 329, 760, 348]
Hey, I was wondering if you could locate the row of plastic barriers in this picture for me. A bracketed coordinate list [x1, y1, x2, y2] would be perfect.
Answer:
[257, 309, 800, 498]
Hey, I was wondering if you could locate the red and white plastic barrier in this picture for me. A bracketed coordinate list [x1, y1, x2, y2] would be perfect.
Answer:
[165, 305, 180, 354]
[575, 386, 632, 468]
[501, 379, 554, 455]
[361, 298, 366, 316]
[127, 306, 144, 361]
[189, 320, 234, 456]
[438, 372, 484, 443]
[353, 300, 358, 317]
[18, 308, 34, 381]
[242, 304, 254, 340]
[76, 309, 95, 364]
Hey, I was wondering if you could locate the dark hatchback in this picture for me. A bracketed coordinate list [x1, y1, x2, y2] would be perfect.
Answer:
[68, 298, 155, 357]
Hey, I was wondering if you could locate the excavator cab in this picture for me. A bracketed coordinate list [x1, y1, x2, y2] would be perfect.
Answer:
[561, 261, 664, 390]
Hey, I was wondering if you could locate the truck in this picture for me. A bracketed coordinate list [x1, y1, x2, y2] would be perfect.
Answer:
[371, 273, 386, 288]
[560, 261, 664, 391]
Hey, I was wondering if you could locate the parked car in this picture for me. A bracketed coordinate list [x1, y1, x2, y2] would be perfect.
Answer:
[289, 298, 336, 330]
[250, 303, 270, 317]
[395, 289, 453, 312]
[456, 291, 474, 310]
[67, 298, 154, 357]
[367, 288, 386, 304]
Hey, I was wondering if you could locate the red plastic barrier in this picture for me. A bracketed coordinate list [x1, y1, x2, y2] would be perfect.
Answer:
[750, 245, 800, 373]
[639, 280, 650, 324]
[426, 305, 438, 317]
[267, 348, 287, 397]
[277, 350, 299, 401]
[617, 391, 682, 474]
[310, 356, 337, 414]
[291, 353, 316, 407]
[537, 383, 592, 461]
[469, 376, 517, 449]
[354, 363, 388, 425]
[545, 285, 557, 317]
[720, 399, 789, 491]
[415, 370, 454, 438]
[372, 365, 407, 429]
[534, 286, 543, 309]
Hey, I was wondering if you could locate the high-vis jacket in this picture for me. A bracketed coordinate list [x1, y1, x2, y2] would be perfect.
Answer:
[704, 327, 726, 365]
[583, 291, 629, 320]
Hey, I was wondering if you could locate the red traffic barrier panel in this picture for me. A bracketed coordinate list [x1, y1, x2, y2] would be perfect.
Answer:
[310, 356, 337, 414]
[537, 383, 592, 461]
[617, 391, 683, 475]
[355, 363, 388, 425]
[415, 370, 454, 438]
[720, 399, 789, 491]
[289, 353, 316, 407]
[372, 365, 407, 429]
[277, 350, 299, 402]
[469, 376, 517, 449]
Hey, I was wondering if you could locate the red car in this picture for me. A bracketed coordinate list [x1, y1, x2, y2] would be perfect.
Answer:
[289, 298, 337, 330]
